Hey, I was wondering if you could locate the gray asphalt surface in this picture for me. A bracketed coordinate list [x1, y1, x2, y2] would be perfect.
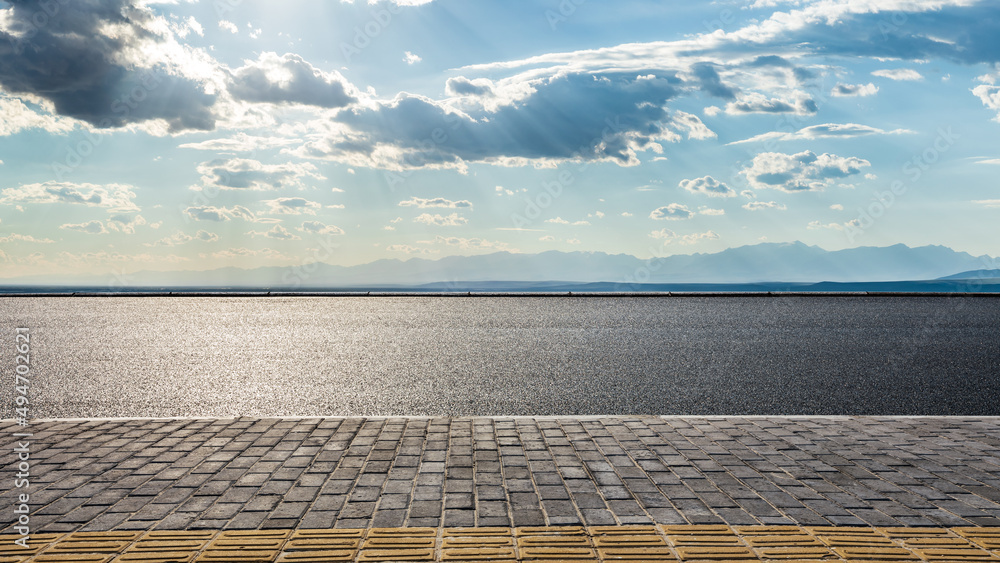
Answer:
[2, 296, 998, 418]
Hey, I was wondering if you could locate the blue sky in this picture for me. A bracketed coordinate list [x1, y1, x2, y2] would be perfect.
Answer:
[1, 0, 999, 280]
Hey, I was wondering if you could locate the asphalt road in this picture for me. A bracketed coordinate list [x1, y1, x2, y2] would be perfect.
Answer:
[2, 295, 998, 418]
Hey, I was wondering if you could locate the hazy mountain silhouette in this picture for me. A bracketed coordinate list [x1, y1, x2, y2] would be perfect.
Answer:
[1, 242, 995, 288]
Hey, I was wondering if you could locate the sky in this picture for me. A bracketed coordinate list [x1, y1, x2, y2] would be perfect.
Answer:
[1, 0, 999, 281]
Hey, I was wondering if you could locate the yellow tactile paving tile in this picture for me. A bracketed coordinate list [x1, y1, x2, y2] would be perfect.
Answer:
[0, 534, 63, 557]
[5, 525, 1000, 562]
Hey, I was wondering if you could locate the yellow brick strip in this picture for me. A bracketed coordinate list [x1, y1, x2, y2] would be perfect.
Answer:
[0, 526, 998, 562]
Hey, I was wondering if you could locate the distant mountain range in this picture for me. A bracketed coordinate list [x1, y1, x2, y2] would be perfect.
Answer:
[2, 242, 999, 291]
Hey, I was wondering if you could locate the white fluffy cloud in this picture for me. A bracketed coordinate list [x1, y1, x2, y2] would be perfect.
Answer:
[299, 221, 345, 235]
[60, 220, 108, 234]
[262, 197, 322, 215]
[0, 97, 75, 136]
[0, 182, 139, 211]
[679, 175, 736, 197]
[743, 201, 788, 211]
[742, 150, 870, 192]
[872, 69, 923, 81]
[250, 224, 301, 240]
[227, 52, 359, 108]
[831, 82, 878, 97]
[413, 213, 468, 226]
[193, 158, 324, 191]
[184, 205, 256, 222]
[731, 123, 913, 145]
[545, 217, 590, 226]
[399, 197, 473, 209]
[649, 228, 719, 244]
[650, 204, 694, 220]
[147, 230, 218, 246]
[0, 233, 55, 244]
[418, 235, 515, 252]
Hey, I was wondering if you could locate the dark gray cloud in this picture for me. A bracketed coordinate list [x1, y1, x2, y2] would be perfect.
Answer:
[754, 4, 1000, 66]
[742, 55, 815, 83]
[691, 63, 738, 99]
[228, 53, 357, 108]
[0, 0, 216, 131]
[445, 77, 495, 97]
[308, 72, 691, 168]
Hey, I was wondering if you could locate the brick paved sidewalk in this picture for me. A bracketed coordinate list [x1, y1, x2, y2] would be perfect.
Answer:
[1, 417, 998, 534]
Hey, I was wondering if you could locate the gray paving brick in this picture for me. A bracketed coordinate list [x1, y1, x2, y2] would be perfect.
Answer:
[4, 415, 1000, 532]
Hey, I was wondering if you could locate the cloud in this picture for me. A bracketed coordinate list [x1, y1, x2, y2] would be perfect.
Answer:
[807, 220, 844, 231]
[871, 69, 923, 81]
[972, 83, 1000, 121]
[0, 96, 76, 136]
[973, 199, 1000, 208]
[545, 217, 590, 225]
[0, 0, 218, 131]
[495, 185, 527, 197]
[386, 244, 438, 254]
[60, 220, 108, 234]
[0, 182, 138, 211]
[106, 213, 147, 234]
[184, 205, 256, 222]
[296, 72, 703, 170]
[698, 207, 725, 216]
[539, 235, 556, 242]
[227, 52, 358, 108]
[730, 123, 914, 145]
[649, 228, 676, 239]
[446, 76, 496, 97]
[403, 51, 422, 65]
[193, 158, 324, 191]
[0, 233, 55, 244]
[413, 213, 468, 226]
[650, 204, 694, 220]
[725, 93, 816, 115]
[147, 230, 218, 246]
[743, 201, 787, 211]
[250, 224, 300, 240]
[649, 229, 719, 244]
[262, 197, 322, 215]
[398, 196, 473, 209]
[418, 235, 515, 252]
[210, 247, 289, 260]
[218, 20, 238, 33]
[299, 221, 345, 235]
[831, 82, 878, 97]
[179, 133, 298, 152]
[742, 150, 870, 192]
[679, 175, 736, 198]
